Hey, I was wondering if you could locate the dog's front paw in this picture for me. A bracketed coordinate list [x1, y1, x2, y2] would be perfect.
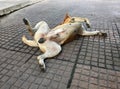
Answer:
[86, 23, 91, 28]
[37, 56, 46, 72]
[39, 64, 46, 72]
[98, 32, 107, 37]
[101, 32, 107, 37]
[39, 61, 46, 72]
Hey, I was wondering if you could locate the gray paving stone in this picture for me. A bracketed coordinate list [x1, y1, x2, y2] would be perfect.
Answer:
[70, 64, 120, 89]
[58, 83, 67, 89]
[27, 75, 36, 83]
[10, 86, 19, 89]
[14, 79, 24, 87]
[19, 73, 29, 81]
[1, 69, 8, 75]
[41, 78, 51, 86]
[49, 81, 59, 89]
[6, 77, 17, 85]
[1, 75, 10, 82]
[21, 81, 31, 89]
[38, 85, 47, 89]
[29, 83, 39, 89]
[34, 77, 43, 84]
[1, 84, 11, 89]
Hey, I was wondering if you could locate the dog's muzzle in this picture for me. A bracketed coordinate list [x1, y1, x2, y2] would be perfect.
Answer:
[38, 38, 46, 43]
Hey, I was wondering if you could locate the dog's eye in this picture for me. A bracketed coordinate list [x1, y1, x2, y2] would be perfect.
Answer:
[72, 18, 75, 20]
[70, 18, 75, 23]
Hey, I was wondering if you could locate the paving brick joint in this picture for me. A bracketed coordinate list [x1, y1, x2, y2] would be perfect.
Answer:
[0, 0, 120, 89]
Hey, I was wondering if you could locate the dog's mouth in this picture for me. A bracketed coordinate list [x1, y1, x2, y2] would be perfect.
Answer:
[38, 38, 46, 43]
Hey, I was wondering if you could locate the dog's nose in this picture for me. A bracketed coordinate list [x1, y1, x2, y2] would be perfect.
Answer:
[38, 38, 46, 43]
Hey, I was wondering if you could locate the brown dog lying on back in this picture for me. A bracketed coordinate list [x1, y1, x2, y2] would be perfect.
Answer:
[22, 13, 107, 71]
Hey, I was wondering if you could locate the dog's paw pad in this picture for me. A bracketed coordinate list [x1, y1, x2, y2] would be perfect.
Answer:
[23, 18, 29, 25]
[41, 68, 46, 72]
[102, 32, 107, 37]
[39, 65, 46, 72]
[98, 32, 107, 37]
[86, 24, 91, 28]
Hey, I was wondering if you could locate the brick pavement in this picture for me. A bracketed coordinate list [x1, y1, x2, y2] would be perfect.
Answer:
[0, 17, 120, 89]
[0, 0, 120, 89]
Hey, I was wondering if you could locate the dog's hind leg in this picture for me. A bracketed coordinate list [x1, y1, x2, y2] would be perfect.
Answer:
[23, 18, 35, 36]
[22, 35, 38, 47]
[34, 21, 50, 43]
[37, 40, 61, 71]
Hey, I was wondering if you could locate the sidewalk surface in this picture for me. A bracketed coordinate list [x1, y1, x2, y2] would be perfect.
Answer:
[0, 0, 42, 16]
[0, 0, 120, 89]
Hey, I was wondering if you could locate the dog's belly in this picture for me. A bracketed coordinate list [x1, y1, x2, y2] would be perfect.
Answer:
[48, 28, 78, 44]
[46, 22, 82, 44]
[63, 34, 77, 44]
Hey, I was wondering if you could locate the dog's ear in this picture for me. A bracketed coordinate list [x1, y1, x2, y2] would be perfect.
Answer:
[63, 13, 71, 21]
[60, 13, 71, 25]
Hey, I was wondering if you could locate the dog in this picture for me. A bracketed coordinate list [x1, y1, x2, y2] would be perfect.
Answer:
[22, 13, 107, 71]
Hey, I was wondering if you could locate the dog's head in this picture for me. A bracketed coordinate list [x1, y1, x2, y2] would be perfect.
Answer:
[61, 13, 90, 28]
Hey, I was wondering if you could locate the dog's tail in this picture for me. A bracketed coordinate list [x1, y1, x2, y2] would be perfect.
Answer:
[23, 18, 34, 36]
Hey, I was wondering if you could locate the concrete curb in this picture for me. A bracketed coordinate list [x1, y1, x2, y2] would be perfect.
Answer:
[0, 0, 43, 16]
